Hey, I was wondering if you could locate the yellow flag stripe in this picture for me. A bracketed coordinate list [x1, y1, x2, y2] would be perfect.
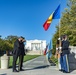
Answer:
[47, 20, 52, 23]
[47, 13, 53, 23]
[48, 13, 53, 19]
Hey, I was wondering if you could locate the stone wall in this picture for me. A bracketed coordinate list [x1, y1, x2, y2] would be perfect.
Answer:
[69, 46, 76, 70]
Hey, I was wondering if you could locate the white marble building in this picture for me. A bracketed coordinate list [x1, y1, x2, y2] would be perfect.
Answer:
[25, 39, 46, 51]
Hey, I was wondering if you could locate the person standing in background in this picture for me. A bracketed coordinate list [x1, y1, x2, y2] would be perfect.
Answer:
[61, 35, 70, 73]
[18, 37, 26, 71]
[12, 36, 23, 72]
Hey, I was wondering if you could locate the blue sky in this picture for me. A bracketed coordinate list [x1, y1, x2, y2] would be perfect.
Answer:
[0, 0, 67, 43]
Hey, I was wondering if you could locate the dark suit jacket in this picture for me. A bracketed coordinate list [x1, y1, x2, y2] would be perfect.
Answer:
[13, 39, 21, 56]
[19, 42, 25, 56]
[13, 39, 25, 56]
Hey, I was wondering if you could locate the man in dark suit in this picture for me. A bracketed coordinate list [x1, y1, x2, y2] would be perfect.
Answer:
[12, 36, 24, 72]
[18, 37, 26, 71]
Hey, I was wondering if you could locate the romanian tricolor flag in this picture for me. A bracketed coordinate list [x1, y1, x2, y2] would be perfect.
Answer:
[43, 4, 60, 31]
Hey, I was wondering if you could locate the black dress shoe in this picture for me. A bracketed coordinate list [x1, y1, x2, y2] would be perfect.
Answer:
[63, 70, 70, 73]
[59, 69, 63, 72]
[20, 68, 24, 71]
[13, 70, 19, 72]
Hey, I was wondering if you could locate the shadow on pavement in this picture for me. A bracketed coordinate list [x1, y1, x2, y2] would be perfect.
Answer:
[33, 65, 49, 69]
[0, 73, 7, 75]
[24, 65, 50, 71]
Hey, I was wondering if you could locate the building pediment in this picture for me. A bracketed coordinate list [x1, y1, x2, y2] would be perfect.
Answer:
[32, 39, 41, 43]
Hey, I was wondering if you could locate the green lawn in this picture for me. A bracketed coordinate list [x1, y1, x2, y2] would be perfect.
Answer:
[0, 55, 40, 68]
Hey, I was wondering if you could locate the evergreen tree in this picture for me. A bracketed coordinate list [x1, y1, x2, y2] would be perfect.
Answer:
[52, 0, 76, 54]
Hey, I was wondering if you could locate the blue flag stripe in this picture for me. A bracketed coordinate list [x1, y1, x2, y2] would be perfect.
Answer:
[53, 4, 60, 19]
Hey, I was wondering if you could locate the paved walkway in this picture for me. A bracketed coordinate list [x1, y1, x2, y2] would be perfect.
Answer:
[0, 56, 76, 75]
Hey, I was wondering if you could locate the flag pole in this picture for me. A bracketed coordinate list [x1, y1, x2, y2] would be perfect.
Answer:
[59, 19, 60, 38]
[58, 18, 62, 70]
[59, 19, 61, 48]
[59, 3, 61, 47]
[59, 0, 61, 38]
[58, 3, 61, 70]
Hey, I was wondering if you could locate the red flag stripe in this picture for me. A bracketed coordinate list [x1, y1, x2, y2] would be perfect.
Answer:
[43, 13, 53, 31]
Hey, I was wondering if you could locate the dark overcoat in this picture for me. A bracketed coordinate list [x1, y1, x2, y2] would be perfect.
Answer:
[13, 39, 21, 56]
[19, 42, 25, 56]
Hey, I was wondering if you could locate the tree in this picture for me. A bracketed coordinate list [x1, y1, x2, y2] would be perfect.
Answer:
[60, 0, 76, 46]
[52, 0, 76, 54]
[0, 35, 18, 55]
[5, 35, 18, 49]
